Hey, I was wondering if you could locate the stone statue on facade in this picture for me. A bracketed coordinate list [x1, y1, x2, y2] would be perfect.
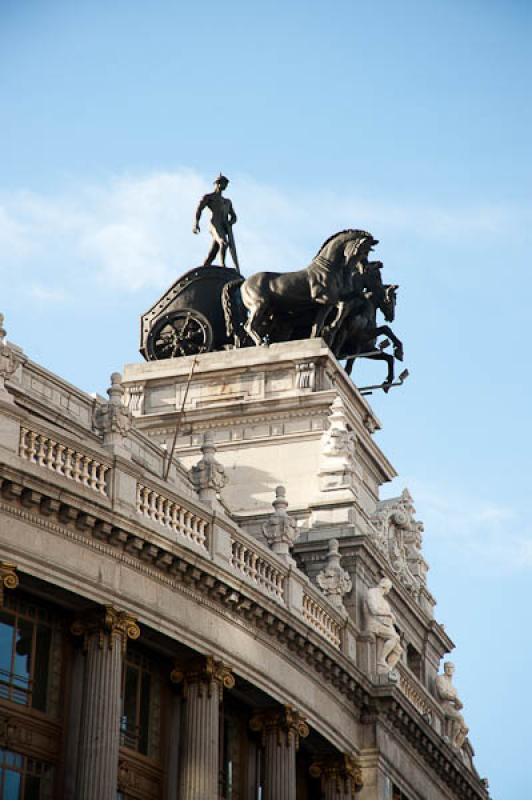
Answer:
[193, 174, 239, 272]
[366, 577, 403, 674]
[435, 662, 469, 749]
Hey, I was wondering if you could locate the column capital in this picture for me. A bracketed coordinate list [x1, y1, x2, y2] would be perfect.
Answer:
[171, 654, 235, 691]
[250, 704, 309, 749]
[0, 562, 18, 606]
[310, 753, 363, 794]
[71, 605, 140, 653]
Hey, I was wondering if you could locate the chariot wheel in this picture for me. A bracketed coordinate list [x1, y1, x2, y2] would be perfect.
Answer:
[147, 309, 214, 360]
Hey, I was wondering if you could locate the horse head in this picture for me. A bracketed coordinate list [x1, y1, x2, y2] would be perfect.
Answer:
[315, 229, 378, 267]
[381, 284, 399, 322]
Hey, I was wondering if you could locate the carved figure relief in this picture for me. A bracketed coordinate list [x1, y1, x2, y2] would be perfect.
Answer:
[370, 489, 428, 599]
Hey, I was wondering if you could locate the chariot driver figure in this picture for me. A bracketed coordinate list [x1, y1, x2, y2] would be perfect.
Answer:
[193, 174, 240, 272]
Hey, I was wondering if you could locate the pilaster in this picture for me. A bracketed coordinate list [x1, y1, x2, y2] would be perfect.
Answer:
[71, 606, 140, 800]
[172, 655, 234, 800]
[250, 705, 309, 800]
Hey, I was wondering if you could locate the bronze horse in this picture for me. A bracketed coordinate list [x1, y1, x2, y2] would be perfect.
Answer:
[223, 230, 378, 346]
[331, 262, 403, 385]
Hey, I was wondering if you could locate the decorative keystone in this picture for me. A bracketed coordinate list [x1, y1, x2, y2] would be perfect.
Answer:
[93, 372, 133, 446]
[262, 486, 299, 559]
[310, 753, 364, 795]
[250, 705, 309, 749]
[71, 605, 140, 654]
[170, 655, 235, 697]
[189, 431, 227, 504]
[316, 539, 352, 609]
[0, 562, 18, 606]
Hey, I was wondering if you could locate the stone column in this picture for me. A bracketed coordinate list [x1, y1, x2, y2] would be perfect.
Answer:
[250, 705, 309, 800]
[173, 655, 235, 800]
[310, 754, 364, 799]
[71, 606, 140, 800]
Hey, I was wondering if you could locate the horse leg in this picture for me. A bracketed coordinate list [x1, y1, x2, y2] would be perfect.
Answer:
[311, 304, 332, 339]
[244, 303, 268, 346]
[374, 325, 404, 361]
[367, 351, 395, 390]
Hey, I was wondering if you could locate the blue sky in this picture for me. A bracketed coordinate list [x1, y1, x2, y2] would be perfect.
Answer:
[1, 1, 531, 796]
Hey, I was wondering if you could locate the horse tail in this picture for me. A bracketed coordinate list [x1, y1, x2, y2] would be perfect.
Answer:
[221, 278, 245, 338]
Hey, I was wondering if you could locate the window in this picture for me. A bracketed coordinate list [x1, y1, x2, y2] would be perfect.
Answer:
[0, 599, 54, 713]
[0, 748, 54, 800]
[120, 649, 160, 758]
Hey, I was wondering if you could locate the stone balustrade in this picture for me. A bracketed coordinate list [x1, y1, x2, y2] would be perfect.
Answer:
[136, 483, 209, 550]
[230, 534, 286, 601]
[397, 663, 439, 724]
[302, 593, 342, 649]
[19, 427, 110, 496]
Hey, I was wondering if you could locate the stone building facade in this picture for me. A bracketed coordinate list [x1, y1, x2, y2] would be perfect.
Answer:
[0, 325, 489, 800]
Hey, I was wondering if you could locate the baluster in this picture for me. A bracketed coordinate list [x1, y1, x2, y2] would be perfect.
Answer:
[56, 444, 66, 476]
[19, 427, 29, 458]
[148, 491, 158, 520]
[36, 434, 47, 466]
[45, 438, 56, 470]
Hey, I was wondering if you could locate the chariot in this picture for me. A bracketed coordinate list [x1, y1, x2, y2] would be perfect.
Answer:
[140, 266, 242, 361]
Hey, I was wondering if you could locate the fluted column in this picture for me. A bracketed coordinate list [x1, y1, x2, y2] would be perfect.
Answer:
[310, 754, 364, 799]
[250, 705, 309, 800]
[173, 655, 235, 800]
[71, 606, 140, 800]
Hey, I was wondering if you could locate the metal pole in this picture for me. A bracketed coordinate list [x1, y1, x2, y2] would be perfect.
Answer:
[163, 355, 198, 482]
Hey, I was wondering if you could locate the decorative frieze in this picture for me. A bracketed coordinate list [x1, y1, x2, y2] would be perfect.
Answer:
[136, 483, 208, 549]
[19, 427, 110, 495]
[316, 539, 352, 609]
[0, 560, 18, 606]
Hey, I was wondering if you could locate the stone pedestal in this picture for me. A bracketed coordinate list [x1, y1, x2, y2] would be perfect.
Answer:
[72, 606, 140, 800]
[173, 656, 235, 800]
[250, 705, 309, 800]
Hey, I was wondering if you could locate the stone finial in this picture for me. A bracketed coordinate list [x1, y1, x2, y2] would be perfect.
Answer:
[71, 605, 140, 654]
[93, 372, 133, 446]
[189, 431, 227, 505]
[0, 562, 18, 606]
[365, 577, 403, 676]
[316, 539, 352, 609]
[434, 661, 469, 750]
[250, 705, 309, 749]
[0, 314, 20, 398]
[262, 486, 300, 559]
